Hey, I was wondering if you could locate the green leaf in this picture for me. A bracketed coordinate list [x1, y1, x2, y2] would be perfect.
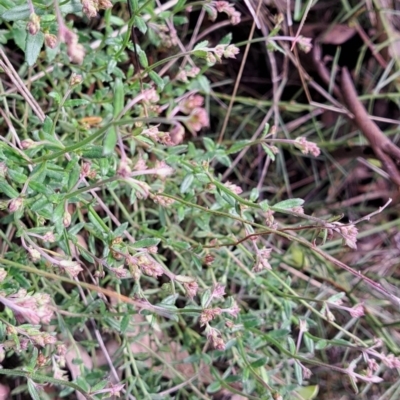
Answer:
[134, 15, 147, 34]
[103, 127, 117, 155]
[272, 198, 304, 210]
[63, 99, 90, 107]
[131, 238, 161, 249]
[148, 71, 164, 90]
[0, 180, 19, 198]
[203, 137, 215, 152]
[227, 140, 250, 154]
[12, 23, 27, 51]
[81, 146, 105, 159]
[194, 40, 209, 50]
[25, 31, 44, 66]
[7, 169, 27, 184]
[180, 174, 193, 193]
[28, 180, 53, 195]
[138, 50, 148, 68]
[27, 379, 42, 400]
[120, 314, 130, 333]
[1, 4, 30, 21]
[294, 361, 303, 385]
[206, 381, 221, 393]
[261, 143, 276, 161]
[293, 385, 319, 400]
[315, 340, 328, 350]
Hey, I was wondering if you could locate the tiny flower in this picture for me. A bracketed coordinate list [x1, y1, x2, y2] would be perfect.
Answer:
[152, 193, 175, 207]
[224, 181, 242, 194]
[59, 260, 83, 277]
[0, 268, 7, 282]
[223, 300, 240, 318]
[207, 327, 225, 350]
[382, 354, 400, 369]
[186, 108, 209, 133]
[27, 13, 40, 35]
[21, 139, 36, 149]
[349, 303, 365, 318]
[98, 0, 113, 9]
[170, 123, 185, 145]
[299, 319, 308, 333]
[176, 69, 188, 82]
[63, 211, 71, 228]
[367, 359, 379, 375]
[291, 206, 304, 214]
[335, 223, 358, 249]
[199, 308, 221, 326]
[184, 281, 198, 299]
[0, 162, 7, 178]
[118, 160, 132, 178]
[110, 266, 129, 279]
[133, 157, 147, 171]
[142, 88, 159, 103]
[302, 366, 312, 379]
[230, 11, 241, 25]
[81, 0, 98, 18]
[81, 161, 92, 177]
[180, 95, 204, 114]
[211, 283, 225, 299]
[137, 255, 164, 277]
[63, 32, 85, 64]
[206, 52, 217, 65]
[69, 73, 83, 86]
[223, 44, 240, 58]
[294, 137, 320, 157]
[204, 254, 215, 266]
[154, 160, 174, 178]
[214, 45, 225, 59]
[297, 36, 313, 53]
[27, 246, 41, 262]
[44, 33, 58, 49]
[43, 232, 55, 243]
[8, 198, 23, 212]
[264, 209, 275, 227]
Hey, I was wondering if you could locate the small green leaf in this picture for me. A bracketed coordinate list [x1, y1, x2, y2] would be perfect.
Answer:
[206, 381, 221, 394]
[28, 181, 53, 195]
[203, 137, 215, 152]
[27, 380, 42, 400]
[120, 314, 130, 333]
[148, 71, 164, 90]
[0, 180, 19, 198]
[261, 143, 276, 161]
[315, 339, 328, 350]
[194, 40, 209, 50]
[227, 140, 250, 154]
[1, 4, 30, 21]
[103, 127, 117, 155]
[134, 15, 147, 34]
[25, 31, 44, 66]
[180, 174, 194, 193]
[272, 198, 304, 210]
[81, 146, 105, 159]
[63, 99, 89, 107]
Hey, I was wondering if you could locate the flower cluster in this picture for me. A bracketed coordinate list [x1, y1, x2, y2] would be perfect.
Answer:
[0, 290, 54, 325]
[332, 223, 358, 249]
[294, 137, 321, 157]
[176, 66, 201, 82]
[81, 0, 113, 19]
[205, 1, 241, 25]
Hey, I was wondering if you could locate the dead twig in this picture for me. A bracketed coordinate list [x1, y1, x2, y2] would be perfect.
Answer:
[340, 67, 400, 187]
